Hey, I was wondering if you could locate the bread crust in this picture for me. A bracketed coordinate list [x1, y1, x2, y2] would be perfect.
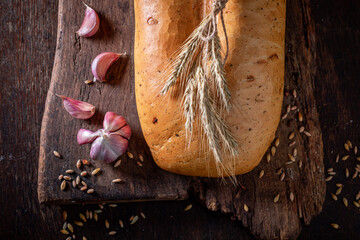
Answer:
[134, 0, 286, 177]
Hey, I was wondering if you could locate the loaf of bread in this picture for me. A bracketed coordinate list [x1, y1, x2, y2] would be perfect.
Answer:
[134, 0, 286, 177]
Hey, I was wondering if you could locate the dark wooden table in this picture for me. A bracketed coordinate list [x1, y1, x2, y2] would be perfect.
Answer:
[0, 0, 359, 239]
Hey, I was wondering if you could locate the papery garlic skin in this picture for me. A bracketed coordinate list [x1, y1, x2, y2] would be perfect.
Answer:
[91, 52, 122, 82]
[77, 112, 131, 163]
[77, 3, 100, 37]
[57, 95, 95, 119]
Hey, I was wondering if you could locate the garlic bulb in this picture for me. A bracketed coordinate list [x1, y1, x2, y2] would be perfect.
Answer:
[77, 3, 100, 37]
[77, 112, 131, 163]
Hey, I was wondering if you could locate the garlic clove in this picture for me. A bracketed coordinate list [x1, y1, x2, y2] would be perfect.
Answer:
[77, 129, 99, 145]
[77, 3, 100, 37]
[112, 125, 131, 140]
[103, 112, 127, 132]
[91, 52, 123, 82]
[90, 134, 129, 163]
[57, 95, 95, 119]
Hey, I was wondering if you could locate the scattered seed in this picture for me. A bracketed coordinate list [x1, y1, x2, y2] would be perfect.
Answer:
[76, 160, 82, 169]
[293, 148, 298, 157]
[328, 172, 336, 176]
[67, 223, 74, 233]
[105, 219, 110, 229]
[342, 155, 349, 161]
[66, 169, 74, 174]
[280, 172, 285, 181]
[127, 152, 134, 159]
[80, 213, 86, 222]
[289, 141, 296, 147]
[330, 223, 339, 229]
[83, 237, 87, 240]
[244, 204, 249, 212]
[335, 187, 342, 195]
[271, 146, 276, 156]
[94, 213, 98, 221]
[76, 176, 80, 185]
[63, 176, 71, 181]
[89, 211, 93, 220]
[80, 171, 87, 177]
[66, 237, 72, 240]
[327, 168, 334, 172]
[72, 180, 76, 188]
[60, 229, 69, 235]
[289, 132, 295, 140]
[82, 159, 91, 166]
[336, 154, 340, 163]
[292, 89, 297, 98]
[112, 178, 123, 183]
[355, 146, 358, 154]
[119, 220, 124, 228]
[266, 153, 271, 162]
[62, 211, 67, 221]
[114, 159, 121, 168]
[274, 194, 280, 203]
[356, 192, 360, 200]
[139, 154, 144, 162]
[299, 126, 305, 133]
[335, 183, 343, 188]
[344, 143, 350, 151]
[140, 212, 146, 219]
[291, 105, 297, 111]
[298, 112, 303, 122]
[85, 210, 89, 219]
[109, 204, 117, 207]
[109, 231, 117, 236]
[58, 174, 64, 180]
[81, 181, 87, 187]
[325, 176, 333, 182]
[343, 197, 348, 207]
[331, 193, 338, 201]
[258, 170, 264, 179]
[130, 215, 139, 225]
[53, 151, 61, 158]
[288, 154, 296, 162]
[184, 204, 192, 211]
[87, 189, 94, 194]
[346, 140, 352, 148]
[98, 203, 104, 209]
[276, 168, 283, 175]
[352, 171, 358, 179]
[281, 113, 288, 120]
[80, 186, 87, 191]
[92, 168, 101, 175]
[290, 192, 295, 202]
[357, 157, 360, 161]
[345, 168, 349, 178]
[60, 180, 67, 191]
[286, 105, 291, 113]
[303, 131, 311, 137]
[353, 201, 360, 208]
[63, 222, 68, 230]
[298, 160, 303, 168]
[275, 138, 280, 147]
[285, 161, 294, 165]
[137, 161, 143, 167]
[74, 221, 83, 227]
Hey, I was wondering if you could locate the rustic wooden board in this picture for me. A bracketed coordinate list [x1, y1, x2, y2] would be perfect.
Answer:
[38, 0, 191, 204]
[37, 0, 325, 239]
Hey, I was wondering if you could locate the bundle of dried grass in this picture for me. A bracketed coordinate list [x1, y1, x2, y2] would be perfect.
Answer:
[160, 0, 238, 172]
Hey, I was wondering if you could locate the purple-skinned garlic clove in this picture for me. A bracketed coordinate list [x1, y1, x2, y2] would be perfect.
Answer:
[91, 52, 123, 82]
[77, 3, 100, 37]
[57, 95, 95, 119]
[77, 129, 99, 144]
[103, 111, 127, 132]
[90, 133, 129, 163]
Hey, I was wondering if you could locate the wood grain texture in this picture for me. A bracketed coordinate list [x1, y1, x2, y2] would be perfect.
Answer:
[38, 0, 191, 204]
[1, 0, 360, 239]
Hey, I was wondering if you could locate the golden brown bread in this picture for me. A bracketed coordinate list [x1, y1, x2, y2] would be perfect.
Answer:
[134, 0, 286, 177]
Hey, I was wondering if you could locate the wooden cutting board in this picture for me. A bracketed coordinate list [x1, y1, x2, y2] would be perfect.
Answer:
[38, 0, 325, 239]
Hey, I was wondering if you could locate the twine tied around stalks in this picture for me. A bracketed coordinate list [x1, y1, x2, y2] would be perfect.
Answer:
[160, 0, 238, 175]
